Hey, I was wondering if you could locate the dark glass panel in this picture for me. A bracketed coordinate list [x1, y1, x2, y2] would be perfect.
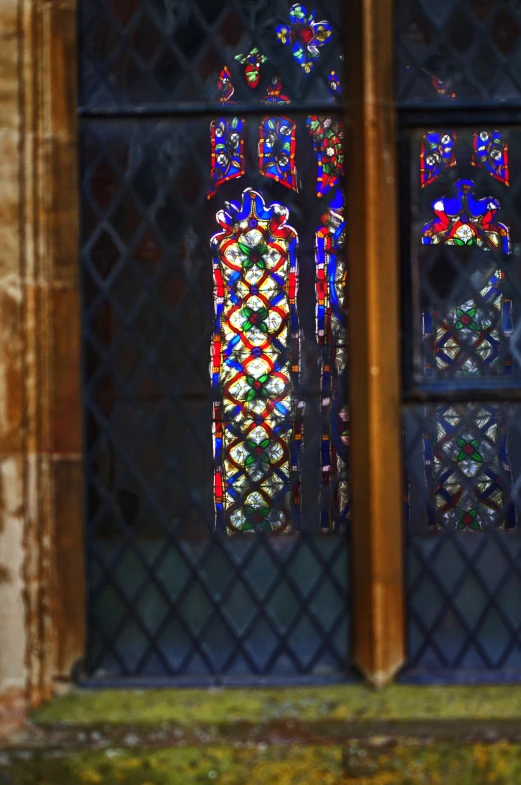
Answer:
[80, 0, 344, 109]
[404, 403, 521, 673]
[396, 0, 521, 106]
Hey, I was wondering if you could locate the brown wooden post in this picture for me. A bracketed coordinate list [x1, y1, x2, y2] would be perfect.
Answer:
[345, 0, 405, 686]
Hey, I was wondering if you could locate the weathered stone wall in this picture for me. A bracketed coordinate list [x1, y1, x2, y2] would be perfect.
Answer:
[0, 0, 84, 734]
[0, 0, 30, 735]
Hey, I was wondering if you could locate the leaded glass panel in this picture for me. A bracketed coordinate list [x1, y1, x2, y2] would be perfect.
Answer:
[402, 118, 521, 674]
[404, 403, 521, 672]
[81, 1, 350, 681]
[409, 128, 521, 384]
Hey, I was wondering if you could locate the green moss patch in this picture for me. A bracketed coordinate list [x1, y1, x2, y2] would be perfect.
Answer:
[3, 743, 521, 784]
[0, 747, 343, 785]
[32, 685, 521, 726]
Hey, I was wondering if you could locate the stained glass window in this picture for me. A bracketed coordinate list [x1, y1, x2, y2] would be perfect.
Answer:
[403, 119, 521, 670]
[202, 6, 347, 536]
[211, 189, 301, 534]
[406, 128, 520, 532]
[82, 0, 350, 681]
[398, 0, 521, 675]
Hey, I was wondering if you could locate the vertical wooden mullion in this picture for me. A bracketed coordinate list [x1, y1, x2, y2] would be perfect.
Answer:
[345, 0, 405, 685]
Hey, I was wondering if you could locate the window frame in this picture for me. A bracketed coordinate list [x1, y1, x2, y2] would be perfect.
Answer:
[21, 0, 405, 696]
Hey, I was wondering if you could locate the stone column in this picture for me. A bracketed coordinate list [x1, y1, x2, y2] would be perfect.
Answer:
[0, 0, 84, 734]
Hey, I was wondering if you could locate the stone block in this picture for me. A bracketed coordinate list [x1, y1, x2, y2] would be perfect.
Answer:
[0, 279, 23, 455]
[53, 457, 85, 678]
[0, 1, 20, 132]
[50, 285, 82, 455]
[0, 455, 26, 697]
[0, 129, 20, 281]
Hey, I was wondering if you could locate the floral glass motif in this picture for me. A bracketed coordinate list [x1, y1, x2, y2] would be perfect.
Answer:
[209, 68, 245, 198]
[276, 4, 332, 74]
[316, 190, 348, 531]
[472, 131, 510, 186]
[259, 81, 297, 191]
[234, 47, 268, 89]
[420, 131, 456, 188]
[211, 189, 301, 534]
[422, 179, 511, 254]
[206, 27, 347, 534]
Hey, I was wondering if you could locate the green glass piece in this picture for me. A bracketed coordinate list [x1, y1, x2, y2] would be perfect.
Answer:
[456, 438, 483, 463]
